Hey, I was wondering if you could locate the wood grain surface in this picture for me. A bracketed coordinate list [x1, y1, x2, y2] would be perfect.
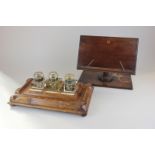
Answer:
[77, 35, 139, 74]
[9, 78, 94, 116]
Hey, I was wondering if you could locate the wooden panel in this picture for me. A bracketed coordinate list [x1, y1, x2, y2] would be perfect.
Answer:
[77, 35, 139, 75]
[9, 78, 94, 116]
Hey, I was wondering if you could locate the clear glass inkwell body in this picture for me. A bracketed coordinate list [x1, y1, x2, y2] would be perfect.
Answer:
[45, 71, 64, 92]
[32, 71, 45, 89]
[64, 73, 77, 92]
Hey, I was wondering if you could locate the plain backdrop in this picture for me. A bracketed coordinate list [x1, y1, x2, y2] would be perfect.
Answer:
[0, 26, 155, 128]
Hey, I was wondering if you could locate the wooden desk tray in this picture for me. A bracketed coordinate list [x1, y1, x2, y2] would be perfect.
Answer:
[9, 78, 94, 116]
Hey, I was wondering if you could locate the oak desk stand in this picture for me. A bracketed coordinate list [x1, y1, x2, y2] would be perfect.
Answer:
[9, 78, 93, 116]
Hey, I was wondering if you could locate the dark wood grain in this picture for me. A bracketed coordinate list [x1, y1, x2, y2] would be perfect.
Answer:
[77, 35, 139, 75]
[77, 35, 139, 89]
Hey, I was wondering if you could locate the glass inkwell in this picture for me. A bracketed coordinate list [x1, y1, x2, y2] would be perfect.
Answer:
[32, 72, 45, 89]
[64, 73, 77, 92]
[45, 71, 64, 92]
